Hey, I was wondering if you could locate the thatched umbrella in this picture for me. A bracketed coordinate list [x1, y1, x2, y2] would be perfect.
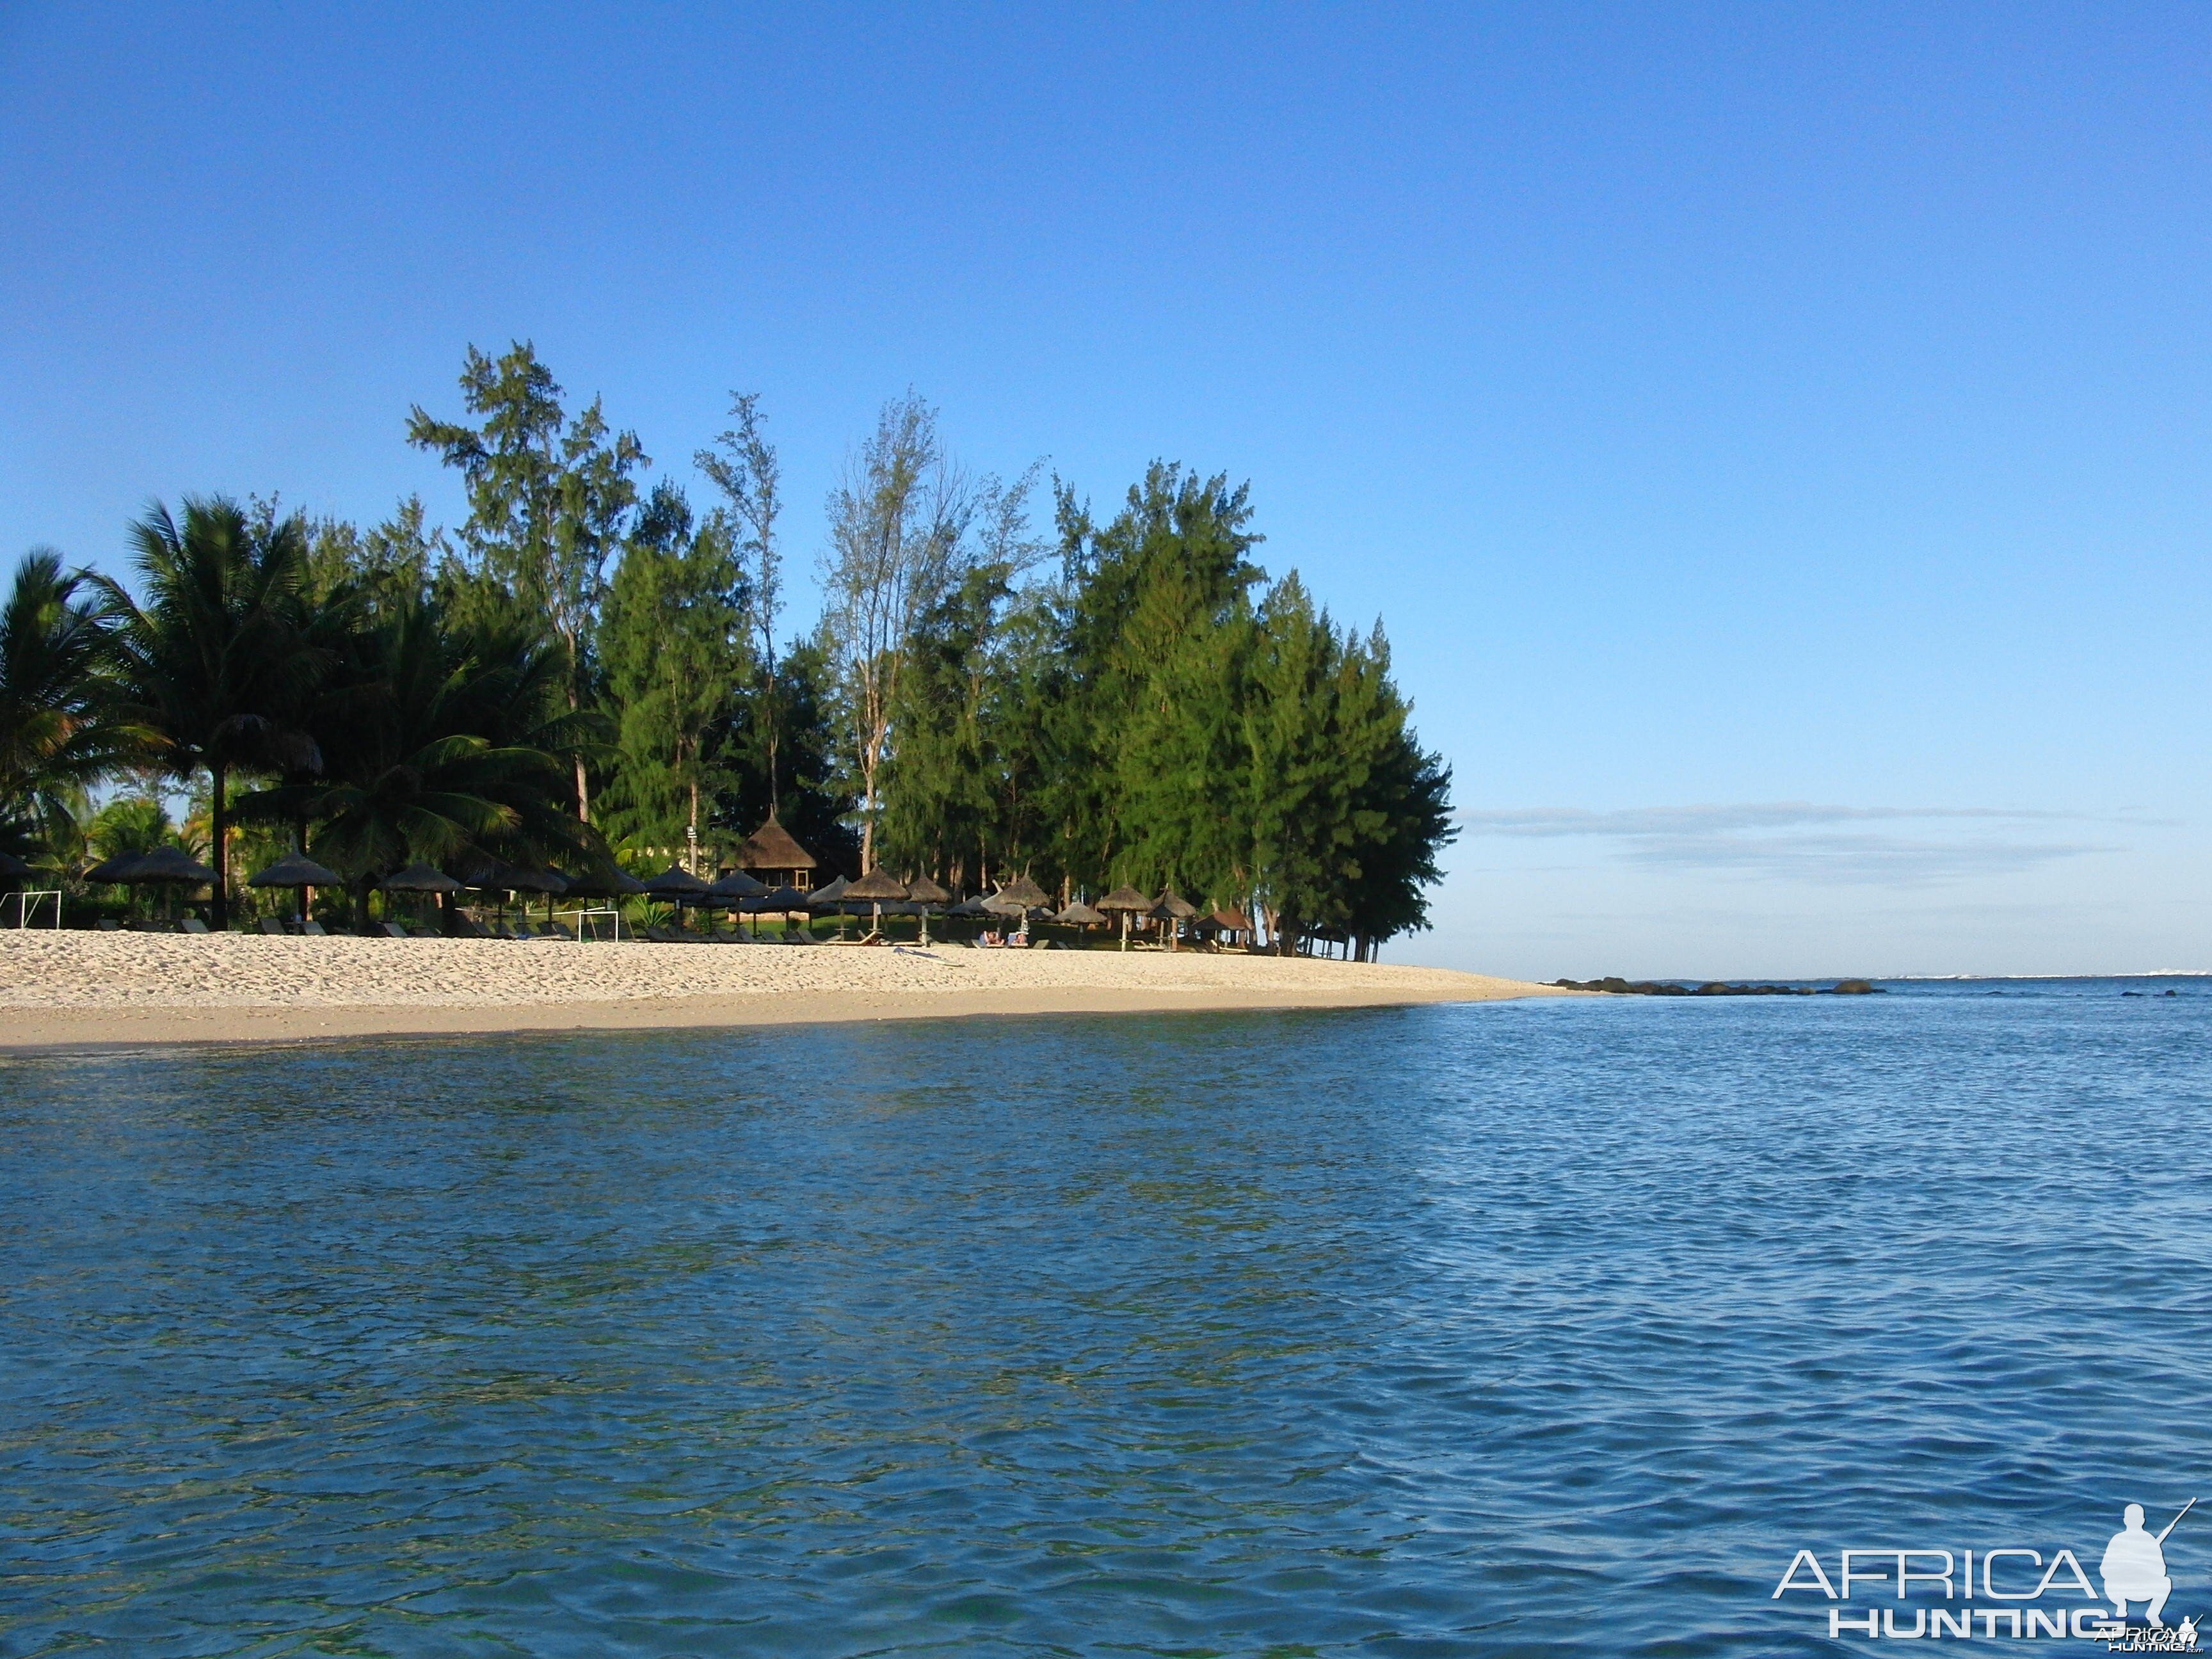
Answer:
[251, 851, 341, 888]
[1095, 885, 1154, 951]
[383, 863, 461, 933]
[1152, 888, 1199, 952]
[120, 846, 219, 886]
[559, 864, 646, 937]
[1201, 906, 1252, 948]
[905, 875, 949, 945]
[249, 850, 344, 926]
[741, 884, 811, 937]
[456, 857, 522, 929]
[561, 865, 648, 899]
[806, 873, 852, 940]
[118, 846, 221, 924]
[81, 852, 142, 885]
[844, 867, 908, 938]
[710, 869, 767, 900]
[642, 863, 711, 933]
[1053, 899, 1104, 927]
[703, 869, 765, 936]
[997, 873, 1051, 911]
[502, 865, 570, 931]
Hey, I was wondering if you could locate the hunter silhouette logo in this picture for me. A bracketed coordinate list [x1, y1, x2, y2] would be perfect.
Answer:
[2104, 1500, 2192, 1627]
[1772, 1497, 2199, 1644]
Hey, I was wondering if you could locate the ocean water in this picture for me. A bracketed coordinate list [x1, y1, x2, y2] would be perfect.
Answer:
[2, 978, 2208, 1656]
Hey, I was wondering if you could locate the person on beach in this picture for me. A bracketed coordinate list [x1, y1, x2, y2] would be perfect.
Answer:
[2102, 1503, 2174, 1625]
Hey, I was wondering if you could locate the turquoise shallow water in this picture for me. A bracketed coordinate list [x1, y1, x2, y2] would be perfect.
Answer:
[3, 979, 2209, 1655]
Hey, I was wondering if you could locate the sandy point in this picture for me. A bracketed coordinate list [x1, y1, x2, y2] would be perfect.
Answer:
[0, 932, 1578, 1051]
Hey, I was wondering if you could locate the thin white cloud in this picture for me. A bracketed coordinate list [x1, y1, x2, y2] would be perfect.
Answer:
[1457, 802, 2113, 886]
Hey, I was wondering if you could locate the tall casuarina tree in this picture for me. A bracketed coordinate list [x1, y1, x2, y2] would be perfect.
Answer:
[407, 341, 645, 823]
[95, 497, 326, 929]
[696, 392, 787, 815]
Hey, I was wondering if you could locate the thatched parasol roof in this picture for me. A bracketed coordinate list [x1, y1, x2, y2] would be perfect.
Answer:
[456, 858, 566, 894]
[563, 864, 648, 898]
[1153, 888, 1199, 920]
[905, 874, 950, 906]
[1094, 885, 1154, 913]
[736, 815, 817, 873]
[641, 864, 712, 899]
[1206, 906, 1250, 931]
[248, 851, 343, 888]
[845, 868, 909, 901]
[946, 895, 991, 917]
[980, 890, 1030, 918]
[744, 884, 810, 912]
[117, 846, 220, 886]
[81, 852, 143, 883]
[1054, 900, 1105, 926]
[805, 874, 851, 911]
[996, 873, 1051, 909]
[709, 870, 767, 900]
[383, 863, 462, 894]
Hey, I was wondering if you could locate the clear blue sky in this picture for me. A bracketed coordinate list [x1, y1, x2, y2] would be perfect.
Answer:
[5, 4, 2208, 977]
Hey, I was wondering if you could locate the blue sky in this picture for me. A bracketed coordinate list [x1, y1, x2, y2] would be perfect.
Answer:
[4, 4, 2208, 976]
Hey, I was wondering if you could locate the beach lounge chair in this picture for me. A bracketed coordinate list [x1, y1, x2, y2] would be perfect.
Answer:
[538, 920, 577, 940]
[299, 918, 326, 936]
[378, 921, 408, 939]
[451, 913, 492, 939]
[180, 918, 209, 934]
[257, 917, 286, 935]
[96, 918, 120, 931]
[408, 925, 438, 938]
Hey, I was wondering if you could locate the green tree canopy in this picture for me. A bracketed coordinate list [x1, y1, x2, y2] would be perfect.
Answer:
[93, 497, 328, 927]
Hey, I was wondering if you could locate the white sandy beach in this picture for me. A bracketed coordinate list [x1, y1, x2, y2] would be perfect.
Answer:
[0, 932, 1571, 1049]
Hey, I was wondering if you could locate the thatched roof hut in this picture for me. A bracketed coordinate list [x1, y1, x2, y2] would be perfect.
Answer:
[736, 816, 819, 888]
[1152, 888, 1198, 920]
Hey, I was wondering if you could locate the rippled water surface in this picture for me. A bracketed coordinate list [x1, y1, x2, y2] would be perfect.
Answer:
[4, 980, 2210, 1655]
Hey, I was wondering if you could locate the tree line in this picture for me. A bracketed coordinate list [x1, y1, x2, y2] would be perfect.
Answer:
[0, 342, 1455, 956]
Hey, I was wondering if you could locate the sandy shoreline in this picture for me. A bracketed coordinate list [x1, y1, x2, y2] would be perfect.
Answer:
[0, 933, 1571, 1051]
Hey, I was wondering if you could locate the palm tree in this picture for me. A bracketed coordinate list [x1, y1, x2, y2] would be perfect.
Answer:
[243, 597, 597, 929]
[0, 549, 132, 860]
[95, 499, 326, 928]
